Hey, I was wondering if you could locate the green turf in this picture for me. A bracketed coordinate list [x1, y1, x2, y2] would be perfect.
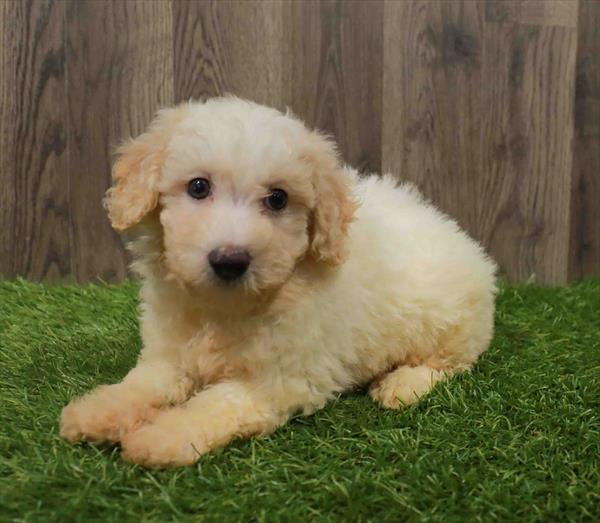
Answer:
[0, 278, 599, 522]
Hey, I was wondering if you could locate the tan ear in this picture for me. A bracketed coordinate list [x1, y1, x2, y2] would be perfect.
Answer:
[306, 134, 358, 265]
[104, 108, 181, 231]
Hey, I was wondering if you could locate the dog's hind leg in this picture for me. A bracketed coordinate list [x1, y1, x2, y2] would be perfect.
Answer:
[369, 365, 448, 408]
[369, 316, 490, 409]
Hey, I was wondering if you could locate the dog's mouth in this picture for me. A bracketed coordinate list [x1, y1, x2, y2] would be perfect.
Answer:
[206, 266, 263, 296]
[210, 273, 251, 290]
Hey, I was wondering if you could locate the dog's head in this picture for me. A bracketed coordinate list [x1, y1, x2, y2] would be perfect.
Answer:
[105, 98, 357, 310]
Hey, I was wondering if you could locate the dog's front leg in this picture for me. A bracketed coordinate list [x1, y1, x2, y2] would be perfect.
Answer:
[121, 380, 283, 468]
[60, 358, 193, 444]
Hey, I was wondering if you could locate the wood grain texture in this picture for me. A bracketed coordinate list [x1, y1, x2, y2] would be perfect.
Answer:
[173, 0, 283, 106]
[383, 0, 578, 284]
[1, 0, 598, 283]
[65, 0, 173, 282]
[570, 0, 600, 279]
[284, 0, 383, 173]
[0, 0, 70, 281]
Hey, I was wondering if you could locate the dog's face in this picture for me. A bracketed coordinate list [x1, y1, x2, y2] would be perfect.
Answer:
[105, 98, 356, 310]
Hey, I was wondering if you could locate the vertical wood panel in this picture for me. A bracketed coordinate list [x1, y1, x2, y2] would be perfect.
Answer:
[66, 0, 173, 282]
[173, 0, 283, 107]
[284, 0, 384, 173]
[383, 0, 578, 284]
[0, 0, 70, 281]
[570, 0, 600, 279]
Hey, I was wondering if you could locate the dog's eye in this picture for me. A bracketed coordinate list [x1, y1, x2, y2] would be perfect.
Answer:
[264, 189, 288, 211]
[187, 178, 211, 200]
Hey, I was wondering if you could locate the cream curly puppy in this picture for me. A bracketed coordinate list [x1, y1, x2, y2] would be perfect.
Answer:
[60, 97, 497, 468]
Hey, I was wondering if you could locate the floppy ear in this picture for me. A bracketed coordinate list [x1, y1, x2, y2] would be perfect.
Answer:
[104, 108, 179, 231]
[306, 133, 358, 265]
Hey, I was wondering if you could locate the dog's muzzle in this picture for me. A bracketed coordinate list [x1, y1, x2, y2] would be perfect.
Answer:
[208, 247, 251, 282]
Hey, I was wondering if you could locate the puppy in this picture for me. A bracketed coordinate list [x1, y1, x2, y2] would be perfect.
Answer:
[60, 97, 497, 468]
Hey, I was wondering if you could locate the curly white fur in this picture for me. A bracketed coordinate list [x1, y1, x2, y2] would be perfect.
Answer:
[60, 97, 497, 468]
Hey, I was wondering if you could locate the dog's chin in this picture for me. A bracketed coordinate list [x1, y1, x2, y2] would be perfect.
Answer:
[180, 272, 282, 318]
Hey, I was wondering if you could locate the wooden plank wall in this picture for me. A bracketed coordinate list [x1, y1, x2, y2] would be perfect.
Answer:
[0, 0, 598, 284]
[570, 0, 600, 280]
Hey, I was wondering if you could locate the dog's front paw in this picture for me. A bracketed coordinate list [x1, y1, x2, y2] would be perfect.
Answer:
[60, 385, 158, 444]
[121, 420, 205, 468]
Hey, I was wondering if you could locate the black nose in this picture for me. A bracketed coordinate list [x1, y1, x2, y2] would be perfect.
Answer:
[208, 248, 251, 282]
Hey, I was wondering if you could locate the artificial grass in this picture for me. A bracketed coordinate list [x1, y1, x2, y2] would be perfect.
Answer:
[0, 279, 598, 523]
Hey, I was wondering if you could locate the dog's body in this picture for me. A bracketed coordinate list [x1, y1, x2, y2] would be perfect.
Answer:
[60, 98, 497, 467]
